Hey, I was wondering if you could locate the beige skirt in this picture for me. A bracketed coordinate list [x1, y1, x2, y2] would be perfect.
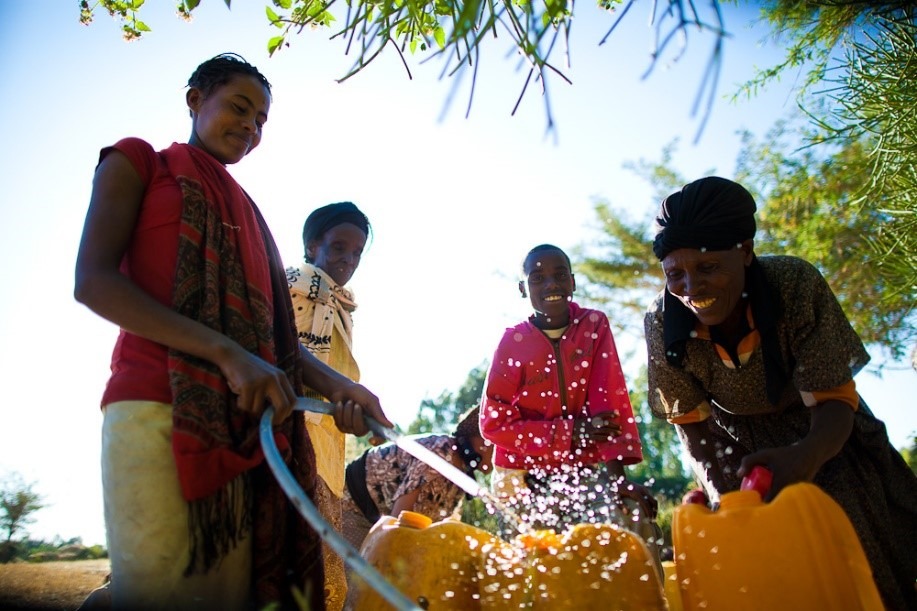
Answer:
[101, 400, 251, 610]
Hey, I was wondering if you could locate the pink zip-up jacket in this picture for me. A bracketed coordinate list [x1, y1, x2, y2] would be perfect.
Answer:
[481, 302, 643, 472]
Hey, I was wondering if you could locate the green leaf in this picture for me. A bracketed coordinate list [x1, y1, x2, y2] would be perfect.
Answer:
[136, 20, 151, 32]
[268, 35, 285, 55]
[433, 25, 445, 49]
[266, 6, 282, 26]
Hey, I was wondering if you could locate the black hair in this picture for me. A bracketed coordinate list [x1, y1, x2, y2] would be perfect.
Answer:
[302, 201, 372, 262]
[187, 52, 272, 101]
[453, 405, 485, 472]
[522, 244, 571, 275]
[452, 405, 481, 440]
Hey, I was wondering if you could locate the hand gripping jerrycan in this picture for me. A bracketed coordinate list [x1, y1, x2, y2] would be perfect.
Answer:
[670, 467, 884, 611]
[350, 511, 501, 610]
[352, 511, 668, 610]
[481, 523, 668, 610]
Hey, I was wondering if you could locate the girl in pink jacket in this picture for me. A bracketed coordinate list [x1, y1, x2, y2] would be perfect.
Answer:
[481, 245, 660, 551]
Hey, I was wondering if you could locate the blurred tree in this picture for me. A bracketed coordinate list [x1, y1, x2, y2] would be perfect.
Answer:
[625, 366, 692, 502]
[399, 363, 498, 531]
[405, 362, 487, 435]
[1, 474, 44, 544]
[900, 435, 917, 475]
[0, 474, 45, 563]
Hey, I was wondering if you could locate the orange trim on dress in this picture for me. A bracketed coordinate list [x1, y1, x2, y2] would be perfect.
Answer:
[804, 379, 859, 411]
[668, 400, 712, 425]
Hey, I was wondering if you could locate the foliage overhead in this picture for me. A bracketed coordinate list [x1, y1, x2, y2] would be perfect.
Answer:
[738, 1, 915, 99]
[79, 0, 730, 135]
[819, 14, 917, 316]
[739, 2, 917, 361]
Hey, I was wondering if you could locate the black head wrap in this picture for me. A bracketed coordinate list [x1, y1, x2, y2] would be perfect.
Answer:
[302, 201, 371, 260]
[653, 176, 757, 261]
[655, 177, 787, 405]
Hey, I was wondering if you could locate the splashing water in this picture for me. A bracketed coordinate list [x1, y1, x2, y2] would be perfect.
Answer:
[394, 435, 529, 534]
[292, 397, 529, 534]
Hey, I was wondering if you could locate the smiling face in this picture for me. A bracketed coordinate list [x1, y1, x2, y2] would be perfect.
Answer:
[662, 240, 754, 331]
[187, 73, 270, 165]
[307, 222, 368, 287]
[521, 248, 575, 329]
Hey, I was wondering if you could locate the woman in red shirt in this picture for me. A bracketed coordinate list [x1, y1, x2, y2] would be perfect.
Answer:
[74, 53, 392, 611]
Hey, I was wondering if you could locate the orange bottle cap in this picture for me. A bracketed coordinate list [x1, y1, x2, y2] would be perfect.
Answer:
[395, 510, 433, 529]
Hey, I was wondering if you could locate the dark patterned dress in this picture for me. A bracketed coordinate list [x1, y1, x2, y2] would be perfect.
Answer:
[341, 435, 471, 549]
[645, 255, 917, 610]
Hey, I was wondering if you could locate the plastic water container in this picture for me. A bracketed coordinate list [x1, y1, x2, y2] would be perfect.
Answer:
[481, 523, 668, 610]
[350, 511, 500, 610]
[661, 560, 683, 611]
[352, 513, 668, 610]
[671, 476, 883, 610]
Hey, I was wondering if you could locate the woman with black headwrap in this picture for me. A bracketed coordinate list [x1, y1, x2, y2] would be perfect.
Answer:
[644, 176, 917, 610]
[286, 201, 372, 611]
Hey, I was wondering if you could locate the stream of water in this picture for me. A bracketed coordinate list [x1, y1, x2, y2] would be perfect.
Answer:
[293, 397, 529, 534]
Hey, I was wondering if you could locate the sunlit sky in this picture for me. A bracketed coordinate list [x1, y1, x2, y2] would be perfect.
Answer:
[1, 2, 914, 547]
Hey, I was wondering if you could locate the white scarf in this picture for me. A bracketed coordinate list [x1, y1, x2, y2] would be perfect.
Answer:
[287, 262, 357, 361]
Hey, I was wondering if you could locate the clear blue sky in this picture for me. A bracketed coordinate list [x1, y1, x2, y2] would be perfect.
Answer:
[1, 2, 913, 547]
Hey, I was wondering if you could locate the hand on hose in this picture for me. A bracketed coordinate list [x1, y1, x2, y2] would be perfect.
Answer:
[328, 383, 393, 446]
[217, 342, 296, 422]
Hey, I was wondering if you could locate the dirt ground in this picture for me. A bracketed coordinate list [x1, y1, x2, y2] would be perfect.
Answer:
[0, 559, 110, 611]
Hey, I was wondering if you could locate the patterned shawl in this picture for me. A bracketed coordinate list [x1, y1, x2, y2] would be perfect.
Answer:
[160, 143, 325, 610]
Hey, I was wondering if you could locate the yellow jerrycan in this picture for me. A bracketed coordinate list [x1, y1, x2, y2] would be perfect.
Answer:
[350, 510, 501, 611]
[671, 468, 883, 610]
[480, 523, 668, 610]
[661, 560, 683, 611]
